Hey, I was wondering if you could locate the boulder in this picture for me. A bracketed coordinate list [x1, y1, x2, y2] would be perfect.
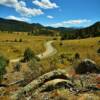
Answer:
[75, 59, 99, 74]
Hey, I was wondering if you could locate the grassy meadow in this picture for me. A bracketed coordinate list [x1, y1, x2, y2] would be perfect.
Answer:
[54, 37, 100, 66]
[0, 32, 100, 100]
[0, 32, 53, 59]
[0, 32, 100, 67]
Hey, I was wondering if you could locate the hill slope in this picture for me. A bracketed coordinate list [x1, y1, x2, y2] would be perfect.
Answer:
[0, 18, 44, 32]
[0, 18, 100, 38]
[76, 22, 100, 38]
[60, 22, 100, 39]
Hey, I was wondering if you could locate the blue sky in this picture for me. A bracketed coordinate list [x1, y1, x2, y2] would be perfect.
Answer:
[0, 0, 100, 27]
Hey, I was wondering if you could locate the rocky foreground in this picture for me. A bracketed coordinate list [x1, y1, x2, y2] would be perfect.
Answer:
[0, 59, 100, 100]
[10, 69, 99, 100]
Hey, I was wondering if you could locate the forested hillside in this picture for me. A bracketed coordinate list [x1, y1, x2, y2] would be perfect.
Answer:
[0, 18, 100, 39]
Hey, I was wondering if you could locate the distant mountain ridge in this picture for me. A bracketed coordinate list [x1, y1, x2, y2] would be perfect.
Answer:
[0, 18, 100, 39]
[0, 18, 45, 32]
[76, 22, 100, 38]
[0, 18, 81, 33]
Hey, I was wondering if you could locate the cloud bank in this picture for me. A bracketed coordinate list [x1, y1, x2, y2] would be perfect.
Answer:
[49, 19, 91, 27]
[0, 0, 43, 17]
[33, 0, 58, 9]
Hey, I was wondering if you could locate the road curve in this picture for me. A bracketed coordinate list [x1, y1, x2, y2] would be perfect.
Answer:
[10, 41, 57, 63]
[37, 41, 57, 59]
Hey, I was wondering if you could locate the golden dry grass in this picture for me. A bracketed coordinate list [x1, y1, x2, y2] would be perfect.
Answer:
[0, 33, 100, 99]
[0, 32, 53, 59]
[54, 37, 100, 66]
[0, 32, 100, 68]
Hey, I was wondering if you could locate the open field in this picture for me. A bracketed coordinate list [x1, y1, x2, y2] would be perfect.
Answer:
[0, 32, 54, 59]
[53, 37, 100, 66]
[0, 32, 100, 100]
[0, 32, 100, 67]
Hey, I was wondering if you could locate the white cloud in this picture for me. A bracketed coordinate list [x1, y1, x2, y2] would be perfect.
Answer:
[49, 19, 91, 27]
[33, 0, 58, 9]
[6, 15, 30, 22]
[0, 0, 17, 7]
[0, 0, 44, 17]
[47, 15, 54, 19]
[19, 1, 26, 7]
[63, 19, 91, 24]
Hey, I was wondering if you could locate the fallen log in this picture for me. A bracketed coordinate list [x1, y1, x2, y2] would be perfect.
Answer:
[10, 69, 70, 100]
[32, 79, 73, 96]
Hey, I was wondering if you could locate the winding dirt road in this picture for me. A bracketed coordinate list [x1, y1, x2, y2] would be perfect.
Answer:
[10, 41, 57, 63]
[37, 41, 57, 59]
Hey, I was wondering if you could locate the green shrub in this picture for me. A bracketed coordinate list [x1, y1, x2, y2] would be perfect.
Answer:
[24, 48, 35, 62]
[0, 54, 8, 83]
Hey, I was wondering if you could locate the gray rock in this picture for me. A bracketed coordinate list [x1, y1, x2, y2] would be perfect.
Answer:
[75, 59, 99, 74]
